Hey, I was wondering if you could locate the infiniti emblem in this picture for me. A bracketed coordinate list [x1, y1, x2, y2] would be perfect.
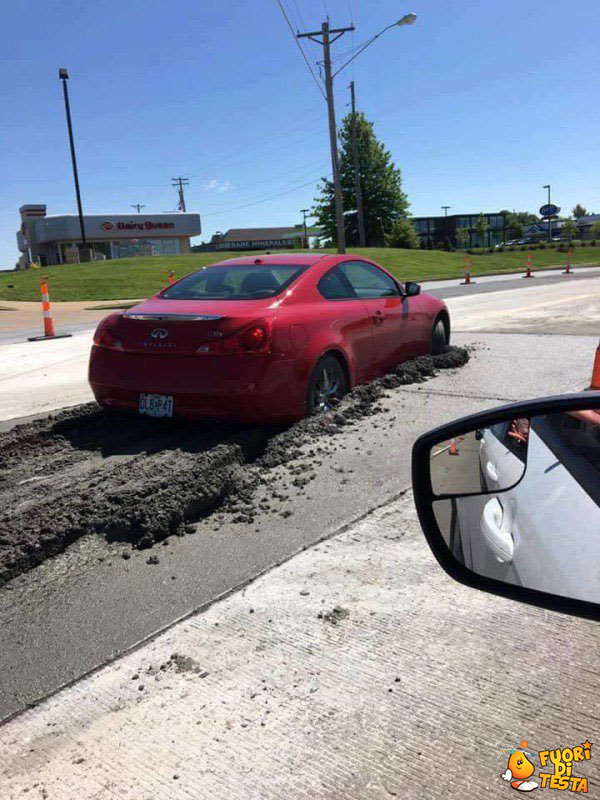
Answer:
[150, 328, 168, 340]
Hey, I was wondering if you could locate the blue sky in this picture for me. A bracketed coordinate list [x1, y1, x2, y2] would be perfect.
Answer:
[1, 0, 598, 266]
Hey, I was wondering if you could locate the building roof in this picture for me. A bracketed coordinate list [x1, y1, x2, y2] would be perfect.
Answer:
[213, 253, 326, 266]
[577, 214, 600, 225]
[215, 227, 321, 243]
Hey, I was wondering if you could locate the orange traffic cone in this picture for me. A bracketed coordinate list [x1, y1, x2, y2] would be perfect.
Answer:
[563, 248, 574, 274]
[28, 276, 72, 342]
[523, 253, 535, 278]
[460, 256, 475, 285]
[591, 339, 600, 389]
[168, 270, 176, 285]
[449, 438, 459, 456]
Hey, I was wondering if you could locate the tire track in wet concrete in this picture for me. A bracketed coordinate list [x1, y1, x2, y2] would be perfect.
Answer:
[0, 347, 469, 588]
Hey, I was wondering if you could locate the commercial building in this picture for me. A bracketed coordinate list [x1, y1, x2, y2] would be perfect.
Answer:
[16, 205, 201, 268]
[411, 212, 506, 249]
[206, 226, 322, 252]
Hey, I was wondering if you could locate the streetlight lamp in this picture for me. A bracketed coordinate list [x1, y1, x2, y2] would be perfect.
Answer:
[442, 206, 451, 216]
[58, 68, 87, 255]
[543, 184, 552, 242]
[298, 13, 417, 254]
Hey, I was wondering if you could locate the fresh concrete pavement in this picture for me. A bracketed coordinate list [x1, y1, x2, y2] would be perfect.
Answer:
[0, 271, 598, 797]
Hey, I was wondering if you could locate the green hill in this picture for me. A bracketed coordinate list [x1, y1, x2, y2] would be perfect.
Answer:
[1, 246, 598, 302]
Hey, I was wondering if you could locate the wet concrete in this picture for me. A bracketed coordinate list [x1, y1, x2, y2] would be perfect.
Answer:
[0, 347, 468, 587]
[0, 332, 594, 723]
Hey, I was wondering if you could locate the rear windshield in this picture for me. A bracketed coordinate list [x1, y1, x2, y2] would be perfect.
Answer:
[161, 264, 308, 300]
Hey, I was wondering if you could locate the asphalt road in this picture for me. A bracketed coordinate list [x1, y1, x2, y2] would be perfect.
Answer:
[0, 331, 596, 721]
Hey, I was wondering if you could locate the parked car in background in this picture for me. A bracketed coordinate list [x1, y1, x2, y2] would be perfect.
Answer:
[89, 253, 450, 423]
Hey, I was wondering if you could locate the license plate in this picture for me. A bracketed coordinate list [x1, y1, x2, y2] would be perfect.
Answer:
[139, 393, 174, 418]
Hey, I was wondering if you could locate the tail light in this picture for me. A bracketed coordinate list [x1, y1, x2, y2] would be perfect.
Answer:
[196, 319, 273, 356]
[93, 314, 124, 351]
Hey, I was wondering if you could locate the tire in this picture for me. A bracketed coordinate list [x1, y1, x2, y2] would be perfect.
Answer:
[306, 355, 348, 416]
[430, 317, 447, 355]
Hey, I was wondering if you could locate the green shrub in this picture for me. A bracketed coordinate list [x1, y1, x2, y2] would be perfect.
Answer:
[508, 246, 515, 252]
[496, 245, 504, 252]
[487, 247, 494, 253]
[538, 242, 546, 249]
[591, 240, 596, 246]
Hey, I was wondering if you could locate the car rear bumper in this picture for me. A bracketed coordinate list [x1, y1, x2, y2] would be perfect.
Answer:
[88, 346, 307, 423]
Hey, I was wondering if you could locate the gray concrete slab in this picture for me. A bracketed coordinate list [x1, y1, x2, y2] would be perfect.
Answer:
[0, 331, 595, 722]
[1, 494, 598, 799]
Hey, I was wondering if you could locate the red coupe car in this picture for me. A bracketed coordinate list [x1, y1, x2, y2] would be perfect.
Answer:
[89, 253, 450, 423]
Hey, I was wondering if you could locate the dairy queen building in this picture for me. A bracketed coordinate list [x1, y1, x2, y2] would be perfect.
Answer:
[16, 204, 201, 268]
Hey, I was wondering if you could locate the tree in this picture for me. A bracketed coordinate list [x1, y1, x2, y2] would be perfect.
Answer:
[504, 213, 525, 240]
[572, 204, 588, 219]
[386, 218, 420, 249]
[561, 219, 577, 240]
[312, 112, 409, 247]
[590, 221, 600, 239]
[475, 214, 488, 247]
[455, 228, 470, 249]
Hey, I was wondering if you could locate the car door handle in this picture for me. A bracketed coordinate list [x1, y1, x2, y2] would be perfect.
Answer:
[373, 310, 384, 325]
[486, 461, 498, 482]
[480, 497, 514, 563]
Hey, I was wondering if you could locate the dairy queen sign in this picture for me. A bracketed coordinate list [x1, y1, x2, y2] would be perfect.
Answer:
[101, 220, 175, 232]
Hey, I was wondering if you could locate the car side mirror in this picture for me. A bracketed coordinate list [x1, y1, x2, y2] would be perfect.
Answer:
[411, 392, 600, 619]
[405, 281, 421, 297]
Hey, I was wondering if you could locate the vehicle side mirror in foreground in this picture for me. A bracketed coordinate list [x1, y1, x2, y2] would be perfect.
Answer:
[405, 281, 421, 297]
[412, 392, 600, 619]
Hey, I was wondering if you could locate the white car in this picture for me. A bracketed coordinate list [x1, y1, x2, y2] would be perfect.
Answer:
[453, 410, 600, 602]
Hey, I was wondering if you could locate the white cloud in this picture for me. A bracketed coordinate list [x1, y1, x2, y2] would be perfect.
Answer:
[204, 178, 233, 193]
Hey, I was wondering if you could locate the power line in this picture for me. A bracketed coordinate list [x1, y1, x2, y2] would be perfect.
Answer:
[275, 0, 326, 99]
[186, 110, 325, 177]
[202, 173, 330, 218]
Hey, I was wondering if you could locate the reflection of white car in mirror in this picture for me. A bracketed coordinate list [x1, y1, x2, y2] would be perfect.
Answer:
[454, 410, 600, 602]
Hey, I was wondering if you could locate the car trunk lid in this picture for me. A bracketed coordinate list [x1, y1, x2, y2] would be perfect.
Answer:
[114, 297, 274, 355]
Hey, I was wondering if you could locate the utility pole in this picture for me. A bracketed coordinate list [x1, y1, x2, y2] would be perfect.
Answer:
[349, 81, 366, 247]
[300, 208, 311, 248]
[171, 177, 189, 212]
[58, 68, 86, 248]
[543, 184, 552, 242]
[131, 203, 145, 213]
[442, 206, 450, 216]
[298, 21, 354, 254]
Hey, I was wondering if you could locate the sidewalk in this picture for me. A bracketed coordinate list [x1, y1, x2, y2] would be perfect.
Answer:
[1, 493, 598, 799]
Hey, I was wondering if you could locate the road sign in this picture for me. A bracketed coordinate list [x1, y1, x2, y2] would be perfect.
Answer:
[540, 203, 560, 218]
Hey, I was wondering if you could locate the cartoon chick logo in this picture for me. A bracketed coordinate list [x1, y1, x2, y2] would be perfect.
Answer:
[501, 740, 592, 793]
[502, 742, 538, 792]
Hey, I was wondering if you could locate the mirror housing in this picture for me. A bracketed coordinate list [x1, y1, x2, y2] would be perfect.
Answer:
[412, 392, 600, 620]
[405, 281, 421, 297]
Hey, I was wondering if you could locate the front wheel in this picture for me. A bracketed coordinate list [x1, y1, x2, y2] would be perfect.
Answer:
[430, 318, 447, 355]
[306, 355, 348, 416]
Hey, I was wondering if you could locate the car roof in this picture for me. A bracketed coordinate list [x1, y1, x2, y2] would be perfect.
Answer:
[210, 253, 328, 267]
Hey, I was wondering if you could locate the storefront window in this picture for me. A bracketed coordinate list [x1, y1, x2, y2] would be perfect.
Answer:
[111, 238, 182, 259]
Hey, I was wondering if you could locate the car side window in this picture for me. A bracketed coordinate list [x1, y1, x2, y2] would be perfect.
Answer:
[317, 266, 357, 300]
[339, 261, 400, 299]
[488, 420, 528, 463]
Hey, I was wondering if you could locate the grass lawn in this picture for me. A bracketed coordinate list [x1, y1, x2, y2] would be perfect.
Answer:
[1, 247, 598, 302]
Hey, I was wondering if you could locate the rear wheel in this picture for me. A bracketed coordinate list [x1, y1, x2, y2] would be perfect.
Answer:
[306, 355, 348, 416]
[430, 317, 447, 355]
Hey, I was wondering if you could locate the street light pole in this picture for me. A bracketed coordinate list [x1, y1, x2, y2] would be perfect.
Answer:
[543, 184, 552, 242]
[442, 206, 450, 216]
[297, 13, 417, 254]
[350, 81, 366, 247]
[299, 21, 354, 254]
[300, 208, 311, 248]
[59, 68, 86, 248]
